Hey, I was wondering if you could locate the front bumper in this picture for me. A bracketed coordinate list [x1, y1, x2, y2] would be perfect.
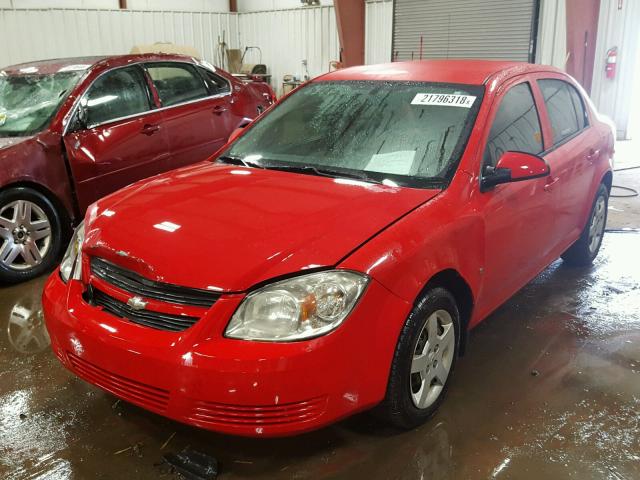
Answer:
[43, 270, 410, 437]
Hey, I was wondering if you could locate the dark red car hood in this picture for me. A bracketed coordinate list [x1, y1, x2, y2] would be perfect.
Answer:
[85, 162, 440, 292]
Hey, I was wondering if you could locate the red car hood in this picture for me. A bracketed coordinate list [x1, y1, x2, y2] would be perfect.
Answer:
[85, 162, 440, 292]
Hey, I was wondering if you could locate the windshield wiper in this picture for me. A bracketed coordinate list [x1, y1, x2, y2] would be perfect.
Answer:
[265, 164, 382, 184]
[217, 155, 264, 169]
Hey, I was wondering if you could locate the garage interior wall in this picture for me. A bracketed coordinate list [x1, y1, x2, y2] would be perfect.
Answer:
[590, 0, 640, 140]
[238, 6, 339, 93]
[365, 0, 392, 64]
[535, 0, 567, 69]
[0, 3, 350, 95]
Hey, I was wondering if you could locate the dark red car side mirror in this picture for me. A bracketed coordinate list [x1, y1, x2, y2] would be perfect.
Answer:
[481, 151, 550, 191]
[228, 127, 245, 143]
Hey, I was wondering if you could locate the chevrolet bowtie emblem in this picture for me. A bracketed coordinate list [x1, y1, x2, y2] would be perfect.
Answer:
[127, 296, 147, 311]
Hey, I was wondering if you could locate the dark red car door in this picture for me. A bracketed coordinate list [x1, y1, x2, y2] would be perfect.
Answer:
[145, 62, 234, 169]
[63, 65, 170, 211]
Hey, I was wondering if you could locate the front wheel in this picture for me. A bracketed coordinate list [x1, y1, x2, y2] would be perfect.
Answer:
[561, 183, 608, 266]
[0, 187, 64, 284]
[375, 287, 460, 430]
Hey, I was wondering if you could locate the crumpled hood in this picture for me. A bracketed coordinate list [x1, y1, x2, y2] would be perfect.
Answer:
[0, 136, 32, 151]
[85, 162, 440, 292]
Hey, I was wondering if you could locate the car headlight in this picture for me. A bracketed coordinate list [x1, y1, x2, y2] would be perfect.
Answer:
[225, 270, 369, 341]
[60, 221, 85, 283]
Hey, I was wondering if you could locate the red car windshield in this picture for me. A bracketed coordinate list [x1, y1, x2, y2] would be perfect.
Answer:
[0, 71, 84, 137]
[222, 81, 484, 188]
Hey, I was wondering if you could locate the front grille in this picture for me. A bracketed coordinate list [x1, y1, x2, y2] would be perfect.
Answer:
[67, 352, 170, 412]
[188, 396, 328, 427]
[91, 257, 219, 307]
[90, 288, 199, 332]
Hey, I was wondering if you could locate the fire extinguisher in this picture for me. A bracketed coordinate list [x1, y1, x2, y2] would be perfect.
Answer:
[605, 47, 617, 79]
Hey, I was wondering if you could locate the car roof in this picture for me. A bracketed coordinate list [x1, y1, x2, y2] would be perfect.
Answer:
[1, 54, 198, 75]
[316, 59, 563, 85]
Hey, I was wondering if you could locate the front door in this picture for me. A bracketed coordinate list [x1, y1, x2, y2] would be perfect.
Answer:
[473, 79, 556, 318]
[145, 62, 231, 169]
[63, 65, 170, 212]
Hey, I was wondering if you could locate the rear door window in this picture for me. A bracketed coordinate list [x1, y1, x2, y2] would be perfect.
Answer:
[483, 82, 543, 167]
[83, 67, 151, 127]
[146, 63, 209, 107]
[538, 79, 587, 145]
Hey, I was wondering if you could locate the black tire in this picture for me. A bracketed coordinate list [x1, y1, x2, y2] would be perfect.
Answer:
[375, 287, 460, 430]
[0, 187, 64, 284]
[561, 183, 608, 266]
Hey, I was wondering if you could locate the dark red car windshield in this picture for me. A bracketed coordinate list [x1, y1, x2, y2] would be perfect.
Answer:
[223, 81, 484, 188]
[0, 71, 84, 137]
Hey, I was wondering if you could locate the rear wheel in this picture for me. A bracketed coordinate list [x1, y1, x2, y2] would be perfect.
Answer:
[0, 187, 63, 284]
[375, 287, 460, 429]
[561, 183, 608, 266]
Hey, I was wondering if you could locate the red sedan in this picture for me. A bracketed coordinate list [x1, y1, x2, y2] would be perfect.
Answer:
[43, 60, 614, 437]
[0, 54, 274, 283]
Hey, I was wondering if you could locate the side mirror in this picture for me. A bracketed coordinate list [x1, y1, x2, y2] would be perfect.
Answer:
[227, 118, 253, 143]
[481, 151, 549, 191]
[70, 102, 89, 132]
[228, 127, 245, 143]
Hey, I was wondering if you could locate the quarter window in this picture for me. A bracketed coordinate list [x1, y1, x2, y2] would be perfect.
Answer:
[483, 82, 543, 167]
[83, 67, 150, 127]
[538, 79, 587, 145]
[146, 63, 209, 107]
[198, 67, 230, 95]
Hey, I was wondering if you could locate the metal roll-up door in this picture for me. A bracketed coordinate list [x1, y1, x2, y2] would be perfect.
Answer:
[393, 0, 539, 62]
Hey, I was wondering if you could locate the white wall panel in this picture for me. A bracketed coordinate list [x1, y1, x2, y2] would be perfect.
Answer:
[590, 0, 640, 140]
[238, 0, 333, 12]
[238, 5, 339, 94]
[365, 0, 392, 65]
[0, 8, 239, 69]
[535, 0, 567, 69]
[5, 0, 229, 10]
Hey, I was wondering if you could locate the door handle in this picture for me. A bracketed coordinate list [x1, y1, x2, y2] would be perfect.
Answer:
[544, 177, 560, 192]
[141, 124, 160, 136]
[213, 106, 228, 115]
[586, 149, 599, 162]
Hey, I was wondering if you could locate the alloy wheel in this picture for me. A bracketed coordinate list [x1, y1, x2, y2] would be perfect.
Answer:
[410, 309, 455, 409]
[0, 200, 52, 271]
[588, 195, 606, 255]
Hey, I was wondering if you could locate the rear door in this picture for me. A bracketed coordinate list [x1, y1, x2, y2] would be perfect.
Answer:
[145, 62, 232, 169]
[534, 76, 600, 247]
[63, 65, 170, 211]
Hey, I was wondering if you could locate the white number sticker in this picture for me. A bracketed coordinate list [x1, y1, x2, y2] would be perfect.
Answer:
[411, 93, 476, 108]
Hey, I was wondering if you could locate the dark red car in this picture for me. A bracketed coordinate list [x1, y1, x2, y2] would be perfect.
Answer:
[43, 60, 614, 437]
[0, 54, 274, 283]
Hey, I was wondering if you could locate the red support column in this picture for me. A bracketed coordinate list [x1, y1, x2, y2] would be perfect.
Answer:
[229, 0, 238, 12]
[334, 0, 365, 67]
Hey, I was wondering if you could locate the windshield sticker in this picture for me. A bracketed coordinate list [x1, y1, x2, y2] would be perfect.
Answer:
[366, 151, 416, 175]
[0, 112, 6, 127]
[411, 93, 476, 108]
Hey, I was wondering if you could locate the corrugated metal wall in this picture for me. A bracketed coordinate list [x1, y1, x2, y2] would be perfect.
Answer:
[0, 4, 389, 95]
[0, 8, 239, 68]
[238, 6, 339, 94]
[365, 0, 393, 65]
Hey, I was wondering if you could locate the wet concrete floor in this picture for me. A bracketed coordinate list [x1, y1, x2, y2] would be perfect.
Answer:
[1, 145, 639, 479]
